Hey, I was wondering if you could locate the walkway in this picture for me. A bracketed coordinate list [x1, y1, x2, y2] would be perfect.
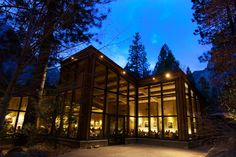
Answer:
[59, 144, 208, 157]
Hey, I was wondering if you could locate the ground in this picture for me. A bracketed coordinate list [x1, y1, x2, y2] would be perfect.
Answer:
[59, 144, 209, 157]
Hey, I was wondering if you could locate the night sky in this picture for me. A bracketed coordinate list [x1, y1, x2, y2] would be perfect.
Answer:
[73, 0, 212, 72]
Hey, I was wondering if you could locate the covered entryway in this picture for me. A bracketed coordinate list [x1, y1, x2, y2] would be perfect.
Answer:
[107, 115, 126, 145]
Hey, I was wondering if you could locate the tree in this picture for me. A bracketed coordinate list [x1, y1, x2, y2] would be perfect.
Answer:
[186, 67, 195, 85]
[192, 0, 236, 115]
[153, 44, 179, 75]
[125, 32, 150, 78]
[0, 23, 21, 92]
[0, 0, 112, 128]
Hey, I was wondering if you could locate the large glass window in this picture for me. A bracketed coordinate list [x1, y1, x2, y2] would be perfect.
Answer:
[138, 117, 149, 136]
[150, 117, 162, 138]
[129, 117, 136, 136]
[92, 88, 104, 113]
[68, 89, 81, 138]
[185, 82, 198, 139]
[163, 96, 177, 116]
[107, 70, 117, 92]
[5, 96, 28, 133]
[150, 97, 161, 116]
[106, 92, 117, 114]
[90, 113, 103, 138]
[150, 84, 161, 96]
[164, 117, 178, 139]
[119, 77, 128, 95]
[118, 95, 128, 115]
[138, 98, 148, 116]
[129, 84, 136, 116]
[94, 62, 106, 89]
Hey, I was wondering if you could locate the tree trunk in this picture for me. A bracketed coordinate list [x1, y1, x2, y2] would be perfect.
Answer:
[23, 0, 56, 129]
[0, 63, 23, 128]
[23, 50, 50, 128]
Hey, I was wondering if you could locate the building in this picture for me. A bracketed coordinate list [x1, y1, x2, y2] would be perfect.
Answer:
[4, 46, 204, 147]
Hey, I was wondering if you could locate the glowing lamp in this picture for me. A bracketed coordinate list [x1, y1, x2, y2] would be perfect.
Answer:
[122, 71, 126, 74]
[165, 73, 171, 78]
[152, 77, 156, 80]
[100, 55, 104, 59]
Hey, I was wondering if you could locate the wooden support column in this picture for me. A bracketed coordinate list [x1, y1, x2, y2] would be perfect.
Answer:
[176, 77, 188, 140]
[78, 54, 96, 140]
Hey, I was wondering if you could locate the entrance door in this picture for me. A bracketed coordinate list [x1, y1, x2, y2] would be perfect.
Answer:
[108, 115, 125, 145]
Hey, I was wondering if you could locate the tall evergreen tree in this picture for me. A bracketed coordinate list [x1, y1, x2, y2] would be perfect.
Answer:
[153, 44, 179, 75]
[186, 67, 195, 85]
[125, 32, 150, 78]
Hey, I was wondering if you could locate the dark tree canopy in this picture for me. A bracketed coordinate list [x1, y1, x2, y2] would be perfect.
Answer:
[192, 0, 236, 73]
[186, 67, 195, 85]
[192, 0, 236, 46]
[153, 44, 179, 75]
[0, 0, 112, 127]
[192, 0, 236, 115]
[0, 0, 111, 56]
[125, 32, 150, 79]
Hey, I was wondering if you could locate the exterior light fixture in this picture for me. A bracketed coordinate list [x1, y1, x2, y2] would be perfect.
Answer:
[71, 57, 74, 60]
[165, 73, 171, 78]
[100, 55, 104, 59]
[152, 77, 156, 80]
[122, 71, 126, 74]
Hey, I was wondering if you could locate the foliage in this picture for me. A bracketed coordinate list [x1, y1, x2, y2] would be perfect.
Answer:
[186, 67, 195, 85]
[153, 44, 179, 75]
[37, 95, 60, 134]
[125, 32, 150, 78]
[219, 76, 236, 117]
[0, 0, 112, 127]
[192, 0, 236, 46]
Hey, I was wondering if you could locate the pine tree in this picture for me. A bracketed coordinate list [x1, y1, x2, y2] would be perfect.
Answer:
[153, 44, 179, 75]
[125, 32, 150, 78]
[186, 67, 195, 85]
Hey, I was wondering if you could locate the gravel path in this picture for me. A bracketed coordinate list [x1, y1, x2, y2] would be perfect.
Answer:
[59, 144, 208, 157]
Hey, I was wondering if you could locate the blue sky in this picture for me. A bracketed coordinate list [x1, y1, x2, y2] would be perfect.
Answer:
[71, 0, 211, 72]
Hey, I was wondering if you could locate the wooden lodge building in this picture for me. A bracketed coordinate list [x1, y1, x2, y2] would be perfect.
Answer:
[4, 46, 204, 148]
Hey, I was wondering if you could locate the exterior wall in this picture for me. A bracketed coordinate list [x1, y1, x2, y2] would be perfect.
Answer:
[3, 46, 204, 145]
[56, 46, 204, 142]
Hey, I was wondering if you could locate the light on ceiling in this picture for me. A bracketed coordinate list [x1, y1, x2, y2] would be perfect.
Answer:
[165, 73, 171, 78]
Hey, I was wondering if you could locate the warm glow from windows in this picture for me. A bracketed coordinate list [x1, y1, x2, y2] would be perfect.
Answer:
[152, 77, 155, 80]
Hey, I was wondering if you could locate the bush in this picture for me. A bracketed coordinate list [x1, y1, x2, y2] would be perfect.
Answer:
[5, 147, 27, 157]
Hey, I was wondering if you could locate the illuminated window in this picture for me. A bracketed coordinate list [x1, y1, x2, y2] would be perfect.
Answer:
[118, 95, 128, 115]
[106, 92, 117, 114]
[5, 96, 28, 133]
[150, 117, 162, 138]
[92, 88, 104, 113]
[129, 117, 136, 136]
[138, 98, 148, 116]
[163, 96, 177, 116]
[94, 62, 106, 89]
[150, 97, 161, 116]
[138, 117, 149, 137]
[164, 117, 178, 139]
[90, 113, 103, 138]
